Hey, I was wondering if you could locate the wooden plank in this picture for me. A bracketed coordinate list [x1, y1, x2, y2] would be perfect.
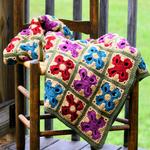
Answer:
[110, 125, 130, 131]
[30, 61, 40, 150]
[99, 0, 108, 36]
[0, 0, 14, 104]
[44, 139, 87, 150]
[128, 81, 139, 150]
[13, 0, 25, 34]
[40, 129, 74, 137]
[18, 114, 30, 129]
[45, 0, 55, 15]
[15, 64, 25, 150]
[8, 137, 59, 150]
[124, 0, 138, 148]
[90, 0, 99, 38]
[73, 0, 82, 39]
[78, 143, 121, 150]
[25, 0, 30, 23]
[127, 0, 137, 46]
[60, 19, 91, 34]
[0, 105, 9, 135]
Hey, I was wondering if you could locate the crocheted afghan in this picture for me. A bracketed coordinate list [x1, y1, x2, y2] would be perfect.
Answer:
[3, 15, 149, 149]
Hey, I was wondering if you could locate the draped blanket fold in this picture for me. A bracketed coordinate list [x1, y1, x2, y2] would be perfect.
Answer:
[3, 15, 149, 148]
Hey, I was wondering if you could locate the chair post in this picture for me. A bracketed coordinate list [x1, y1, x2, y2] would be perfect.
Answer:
[30, 60, 40, 150]
[128, 81, 139, 150]
[90, 0, 99, 39]
[15, 64, 25, 150]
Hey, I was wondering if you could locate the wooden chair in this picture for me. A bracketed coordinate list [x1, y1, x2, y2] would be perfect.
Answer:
[14, 0, 139, 150]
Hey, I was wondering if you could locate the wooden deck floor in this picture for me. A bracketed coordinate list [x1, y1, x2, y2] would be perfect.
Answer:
[0, 136, 145, 150]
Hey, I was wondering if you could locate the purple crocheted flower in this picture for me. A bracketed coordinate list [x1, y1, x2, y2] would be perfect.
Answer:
[20, 29, 31, 35]
[81, 110, 106, 140]
[59, 40, 82, 57]
[41, 16, 58, 31]
[117, 39, 129, 49]
[98, 33, 115, 43]
[130, 47, 136, 53]
[73, 68, 97, 97]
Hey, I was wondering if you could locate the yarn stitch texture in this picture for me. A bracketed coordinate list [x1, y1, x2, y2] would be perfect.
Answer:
[3, 15, 149, 149]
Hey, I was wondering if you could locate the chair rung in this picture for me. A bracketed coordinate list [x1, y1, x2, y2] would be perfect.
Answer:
[18, 85, 29, 98]
[115, 118, 129, 124]
[18, 114, 30, 129]
[110, 125, 130, 131]
[40, 129, 75, 137]
[26, 114, 56, 120]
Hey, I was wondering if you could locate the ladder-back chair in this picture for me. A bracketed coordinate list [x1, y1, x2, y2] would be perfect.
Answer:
[13, 0, 138, 150]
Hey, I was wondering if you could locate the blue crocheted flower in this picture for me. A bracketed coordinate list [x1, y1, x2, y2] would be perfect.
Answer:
[138, 58, 146, 70]
[84, 47, 106, 70]
[44, 80, 63, 108]
[63, 26, 72, 37]
[96, 82, 121, 111]
[20, 42, 38, 59]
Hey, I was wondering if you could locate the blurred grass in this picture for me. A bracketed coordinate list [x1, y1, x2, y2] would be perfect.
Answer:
[30, 0, 150, 149]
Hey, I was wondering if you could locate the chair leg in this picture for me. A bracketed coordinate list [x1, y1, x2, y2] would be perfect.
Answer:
[30, 61, 40, 150]
[15, 64, 25, 150]
[128, 81, 139, 150]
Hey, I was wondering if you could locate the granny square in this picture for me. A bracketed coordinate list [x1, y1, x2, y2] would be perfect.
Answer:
[3, 15, 149, 149]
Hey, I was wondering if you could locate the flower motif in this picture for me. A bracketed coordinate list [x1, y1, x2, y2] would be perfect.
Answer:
[80, 110, 106, 140]
[50, 55, 74, 81]
[84, 46, 106, 70]
[98, 33, 116, 44]
[96, 82, 121, 112]
[45, 80, 63, 108]
[31, 26, 42, 35]
[41, 15, 59, 31]
[61, 94, 84, 122]
[108, 55, 133, 82]
[138, 58, 146, 70]
[11, 37, 21, 42]
[20, 28, 31, 36]
[20, 42, 38, 59]
[6, 43, 15, 52]
[117, 38, 129, 49]
[44, 36, 56, 50]
[59, 40, 82, 57]
[73, 68, 97, 97]
[63, 26, 72, 37]
[129, 47, 136, 53]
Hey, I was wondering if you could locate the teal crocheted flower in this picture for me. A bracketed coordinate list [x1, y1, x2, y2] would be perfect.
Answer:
[96, 82, 121, 111]
[84, 47, 106, 70]
[138, 58, 146, 70]
[20, 42, 38, 59]
[44, 80, 63, 108]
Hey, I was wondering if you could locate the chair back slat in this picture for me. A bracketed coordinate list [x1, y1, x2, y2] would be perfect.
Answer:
[99, 0, 108, 36]
[73, 0, 82, 39]
[45, 0, 55, 15]
[124, 0, 138, 148]
[25, 0, 30, 23]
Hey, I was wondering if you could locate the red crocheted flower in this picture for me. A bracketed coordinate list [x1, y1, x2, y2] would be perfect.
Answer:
[31, 19, 41, 26]
[61, 94, 84, 122]
[45, 36, 56, 50]
[50, 55, 74, 81]
[31, 26, 42, 35]
[11, 37, 20, 42]
[6, 43, 14, 52]
[108, 55, 133, 82]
